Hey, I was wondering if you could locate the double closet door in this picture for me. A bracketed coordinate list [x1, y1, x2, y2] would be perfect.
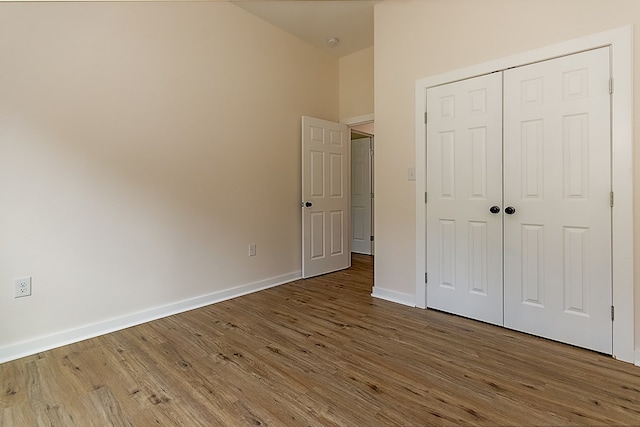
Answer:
[426, 47, 612, 354]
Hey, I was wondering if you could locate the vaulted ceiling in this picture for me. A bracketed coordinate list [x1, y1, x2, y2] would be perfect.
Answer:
[232, 1, 377, 57]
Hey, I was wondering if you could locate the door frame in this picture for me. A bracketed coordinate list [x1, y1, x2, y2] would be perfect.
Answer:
[414, 26, 634, 363]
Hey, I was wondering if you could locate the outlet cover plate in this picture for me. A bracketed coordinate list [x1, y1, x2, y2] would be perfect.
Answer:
[15, 277, 32, 298]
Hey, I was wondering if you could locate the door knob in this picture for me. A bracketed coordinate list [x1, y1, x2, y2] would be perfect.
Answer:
[305, 202, 313, 208]
[504, 206, 516, 215]
[489, 206, 501, 214]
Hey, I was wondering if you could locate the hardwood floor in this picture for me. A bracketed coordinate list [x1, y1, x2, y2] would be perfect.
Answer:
[2, 254, 640, 426]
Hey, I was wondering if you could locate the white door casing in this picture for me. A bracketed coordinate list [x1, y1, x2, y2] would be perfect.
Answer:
[503, 47, 612, 353]
[351, 137, 373, 255]
[302, 116, 351, 278]
[426, 73, 504, 326]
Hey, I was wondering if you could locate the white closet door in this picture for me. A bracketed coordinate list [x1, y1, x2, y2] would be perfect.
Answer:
[426, 72, 504, 326]
[503, 47, 612, 353]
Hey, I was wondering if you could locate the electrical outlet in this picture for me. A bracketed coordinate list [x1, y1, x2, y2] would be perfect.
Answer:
[249, 244, 256, 257]
[14, 277, 32, 298]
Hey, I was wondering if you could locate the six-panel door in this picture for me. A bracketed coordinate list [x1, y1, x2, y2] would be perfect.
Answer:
[426, 73, 504, 326]
[302, 116, 351, 278]
[426, 48, 612, 353]
[351, 137, 373, 255]
[503, 47, 612, 354]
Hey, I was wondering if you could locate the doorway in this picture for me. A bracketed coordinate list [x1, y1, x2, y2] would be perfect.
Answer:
[301, 116, 375, 278]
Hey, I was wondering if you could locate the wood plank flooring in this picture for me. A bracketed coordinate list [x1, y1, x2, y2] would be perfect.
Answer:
[2, 254, 640, 426]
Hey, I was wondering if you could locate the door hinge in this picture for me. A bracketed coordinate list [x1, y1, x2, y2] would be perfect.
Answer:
[425, 272, 428, 283]
[425, 192, 428, 203]
[370, 192, 374, 199]
[370, 235, 374, 242]
[424, 112, 428, 124]
[611, 305, 615, 321]
[609, 78, 614, 94]
[610, 191, 614, 207]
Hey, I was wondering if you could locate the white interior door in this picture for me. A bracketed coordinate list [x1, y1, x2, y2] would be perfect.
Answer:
[503, 47, 612, 353]
[302, 116, 350, 278]
[426, 72, 504, 326]
[351, 137, 372, 255]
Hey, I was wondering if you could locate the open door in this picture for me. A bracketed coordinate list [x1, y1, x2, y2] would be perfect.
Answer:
[302, 116, 350, 278]
[351, 136, 373, 255]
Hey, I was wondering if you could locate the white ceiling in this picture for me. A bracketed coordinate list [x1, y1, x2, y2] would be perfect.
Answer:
[231, 1, 377, 58]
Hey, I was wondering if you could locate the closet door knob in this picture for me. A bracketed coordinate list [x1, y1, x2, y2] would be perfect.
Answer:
[505, 206, 516, 215]
[489, 206, 500, 214]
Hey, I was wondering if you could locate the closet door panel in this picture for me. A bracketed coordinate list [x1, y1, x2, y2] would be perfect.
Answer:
[426, 72, 503, 326]
[503, 47, 612, 354]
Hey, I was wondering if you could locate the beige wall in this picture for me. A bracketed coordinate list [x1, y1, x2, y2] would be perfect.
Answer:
[339, 46, 374, 120]
[0, 1, 338, 358]
[374, 0, 639, 348]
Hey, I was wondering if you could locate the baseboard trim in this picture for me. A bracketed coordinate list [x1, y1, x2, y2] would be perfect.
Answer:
[635, 350, 640, 367]
[0, 271, 301, 364]
[371, 286, 416, 307]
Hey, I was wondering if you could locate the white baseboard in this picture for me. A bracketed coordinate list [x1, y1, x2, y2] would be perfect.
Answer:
[0, 271, 301, 364]
[371, 286, 416, 307]
[635, 350, 640, 367]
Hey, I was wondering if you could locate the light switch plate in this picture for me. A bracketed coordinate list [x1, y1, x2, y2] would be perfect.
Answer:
[408, 167, 416, 181]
